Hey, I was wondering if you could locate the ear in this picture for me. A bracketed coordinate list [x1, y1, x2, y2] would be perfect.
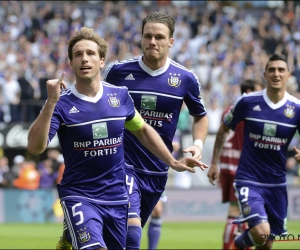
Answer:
[69, 60, 73, 70]
[169, 37, 174, 48]
[100, 58, 105, 70]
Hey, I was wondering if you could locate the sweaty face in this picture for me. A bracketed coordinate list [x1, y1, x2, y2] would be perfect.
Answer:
[264, 60, 291, 91]
[70, 40, 104, 83]
[141, 22, 174, 63]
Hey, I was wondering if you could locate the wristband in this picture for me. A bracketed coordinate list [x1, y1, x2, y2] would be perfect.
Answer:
[193, 139, 203, 151]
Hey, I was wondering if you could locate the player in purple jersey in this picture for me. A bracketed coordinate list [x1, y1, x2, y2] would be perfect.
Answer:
[104, 12, 208, 249]
[208, 54, 300, 250]
[27, 27, 207, 250]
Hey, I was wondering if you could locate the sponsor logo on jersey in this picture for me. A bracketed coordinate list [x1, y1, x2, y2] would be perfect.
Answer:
[92, 122, 108, 139]
[141, 95, 157, 110]
[263, 124, 276, 136]
[107, 93, 120, 107]
[77, 228, 90, 243]
[284, 105, 295, 118]
[168, 73, 181, 87]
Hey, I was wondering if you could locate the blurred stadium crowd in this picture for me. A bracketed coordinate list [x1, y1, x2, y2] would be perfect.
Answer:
[0, 0, 299, 188]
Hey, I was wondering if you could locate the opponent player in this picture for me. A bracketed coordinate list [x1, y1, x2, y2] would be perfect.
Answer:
[104, 12, 208, 249]
[208, 54, 300, 249]
[27, 27, 207, 250]
[207, 79, 263, 249]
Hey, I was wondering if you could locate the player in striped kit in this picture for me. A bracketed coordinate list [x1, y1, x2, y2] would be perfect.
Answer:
[104, 12, 208, 249]
[27, 27, 206, 250]
[208, 54, 300, 249]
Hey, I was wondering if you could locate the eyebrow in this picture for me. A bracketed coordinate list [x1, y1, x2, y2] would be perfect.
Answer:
[268, 66, 286, 71]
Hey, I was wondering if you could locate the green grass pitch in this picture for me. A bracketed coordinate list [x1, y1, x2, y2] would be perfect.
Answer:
[0, 221, 299, 249]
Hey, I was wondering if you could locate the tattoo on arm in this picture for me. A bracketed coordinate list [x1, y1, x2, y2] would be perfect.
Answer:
[211, 127, 229, 165]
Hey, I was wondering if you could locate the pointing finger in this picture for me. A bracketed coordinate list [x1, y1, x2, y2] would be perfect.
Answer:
[294, 146, 300, 153]
[59, 72, 65, 83]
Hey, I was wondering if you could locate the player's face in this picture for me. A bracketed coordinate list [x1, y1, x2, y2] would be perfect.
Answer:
[141, 22, 174, 64]
[70, 40, 104, 83]
[264, 60, 291, 91]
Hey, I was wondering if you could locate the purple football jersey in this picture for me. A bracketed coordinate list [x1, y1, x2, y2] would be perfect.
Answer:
[104, 56, 206, 175]
[224, 89, 300, 186]
[48, 82, 135, 204]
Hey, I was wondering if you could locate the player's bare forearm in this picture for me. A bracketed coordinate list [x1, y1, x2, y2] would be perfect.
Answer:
[207, 123, 230, 185]
[211, 122, 230, 165]
[192, 115, 208, 143]
[27, 100, 56, 155]
[182, 115, 208, 160]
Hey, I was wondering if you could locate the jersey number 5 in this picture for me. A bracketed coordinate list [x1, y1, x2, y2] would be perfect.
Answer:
[72, 202, 84, 225]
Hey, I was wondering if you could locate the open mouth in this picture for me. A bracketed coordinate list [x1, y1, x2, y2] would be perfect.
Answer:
[80, 66, 91, 72]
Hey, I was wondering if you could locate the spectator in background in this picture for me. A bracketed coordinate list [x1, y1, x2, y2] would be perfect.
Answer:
[0, 1, 298, 125]
[286, 156, 300, 186]
[46, 149, 62, 173]
[17, 60, 41, 123]
[7, 155, 26, 186]
[0, 67, 21, 123]
[0, 156, 10, 187]
[206, 95, 223, 135]
[37, 157, 58, 189]
[10, 155, 40, 190]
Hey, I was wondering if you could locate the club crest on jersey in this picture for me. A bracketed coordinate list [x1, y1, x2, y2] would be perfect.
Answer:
[77, 228, 90, 243]
[284, 105, 295, 118]
[242, 204, 251, 215]
[107, 93, 120, 107]
[168, 73, 181, 87]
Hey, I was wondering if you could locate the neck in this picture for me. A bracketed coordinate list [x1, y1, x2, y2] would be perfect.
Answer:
[142, 56, 167, 71]
[266, 88, 285, 104]
[75, 75, 101, 97]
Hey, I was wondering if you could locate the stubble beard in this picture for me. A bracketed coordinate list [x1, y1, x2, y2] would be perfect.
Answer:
[74, 70, 99, 85]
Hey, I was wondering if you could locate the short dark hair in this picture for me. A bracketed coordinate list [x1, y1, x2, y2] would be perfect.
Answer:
[240, 79, 263, 94]
[265, 54, 288, 70]
[142, 12, 175, 38]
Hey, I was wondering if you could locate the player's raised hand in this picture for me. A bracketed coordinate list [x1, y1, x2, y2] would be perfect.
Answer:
[293, 146, 300, 163]
[207, 164, 219, 185]
[170, 156, 208, 173]
[46, 72, 66, 103]
[183, 145, 202, 161]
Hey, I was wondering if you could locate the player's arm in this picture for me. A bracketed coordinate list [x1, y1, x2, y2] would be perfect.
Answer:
[183, 115, 208, 161]
[207, 122, 231, 185]
[125, 110, 208, 172]
[27, 73, 66, 155]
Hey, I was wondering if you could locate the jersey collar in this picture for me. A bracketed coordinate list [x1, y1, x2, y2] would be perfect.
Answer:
[71, 82, 103, 103]
[138, 56, 170, 77]
[263, 89, 288, 109]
